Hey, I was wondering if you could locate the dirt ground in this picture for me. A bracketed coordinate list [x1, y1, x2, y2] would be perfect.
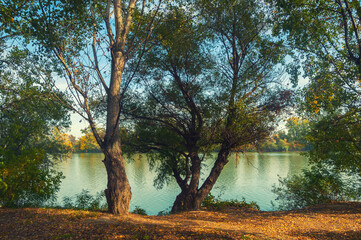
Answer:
[1, 202, 360, 239]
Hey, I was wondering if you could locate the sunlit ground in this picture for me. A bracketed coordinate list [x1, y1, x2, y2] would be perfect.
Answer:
[1, 202, 360, 239]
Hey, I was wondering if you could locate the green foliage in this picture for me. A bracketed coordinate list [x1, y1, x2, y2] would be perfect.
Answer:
[257, 117, 311, 152]
[0, 0, 32, 39]
[125, 0, 288, 188]
[131, 206, 148, 216]
[157, 208, 171, 216]
[304, 112, 361, 172]
[122, 0, 291, 213]
[202, 193, 260, 211]
[132, 226, 150, 240]
[62, 190, 107, 211]
[123, 4, 217, 188]
[0, 48, 70, 207]
[0, 150, 64, 207]
[21, 0, 96, 52]
[272, 162, 360, 210]
[285, 117, 310, 149]
[272, 0, 361, 163]
[271, 0, 361, 206]
[258, 134, 289, 152]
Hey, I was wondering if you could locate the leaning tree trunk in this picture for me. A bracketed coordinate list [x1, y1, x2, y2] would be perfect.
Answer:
[198, 146, 232, 202]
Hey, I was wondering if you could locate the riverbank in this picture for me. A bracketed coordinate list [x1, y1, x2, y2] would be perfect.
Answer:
[1, 202, 360, 239]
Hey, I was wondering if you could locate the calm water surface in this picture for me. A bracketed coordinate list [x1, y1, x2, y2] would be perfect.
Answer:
[56, 152, 307, 215]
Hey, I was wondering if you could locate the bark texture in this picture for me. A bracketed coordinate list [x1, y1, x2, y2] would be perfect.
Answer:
[102, 46, 131, 214]
[104, 153, 132, 214]
[172, 189, 202, 213]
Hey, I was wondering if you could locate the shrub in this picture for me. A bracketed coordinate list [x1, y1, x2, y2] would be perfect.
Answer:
[61, 190, 107, 211]
[202, 193, 259, 211]
[272, 162, 360, 210]
[131, 206, 148, 215]
[157, 207, 171, 216]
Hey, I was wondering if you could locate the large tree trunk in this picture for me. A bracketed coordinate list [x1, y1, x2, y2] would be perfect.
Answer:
[171, 151, 203, 213]
[103, 96, 132, 214]
[101, 0, 135, 214]
[103, 50, 132, 214]
[103, 151, 132, 214]
[171, 147, 232, 213]
[171, 189, 203, 213]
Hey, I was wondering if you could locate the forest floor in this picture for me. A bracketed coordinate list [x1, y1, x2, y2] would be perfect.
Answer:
[0, 202, 361, 239]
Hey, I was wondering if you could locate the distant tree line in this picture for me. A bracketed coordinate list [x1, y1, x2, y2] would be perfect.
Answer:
[64, 116, 311, 154]
[255, 117, 311, 152]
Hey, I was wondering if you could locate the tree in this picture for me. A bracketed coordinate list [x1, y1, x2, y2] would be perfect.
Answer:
[270, 0, 361, 207]
[14, 0, 164, 214]
[74, 128, 104, 153]
[125, 0, 289, 212]
[0, 0, 31, 40]
[273, 0, 361, 172]
[284, 117, 310, 151]
[53, 127, 74, 154]
[259, 133, 289, 152]
[0, 48, 69, 207]
[272, 0, 361, 171]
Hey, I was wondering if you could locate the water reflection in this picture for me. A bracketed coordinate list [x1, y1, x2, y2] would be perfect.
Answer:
[56, 152, 308, 215]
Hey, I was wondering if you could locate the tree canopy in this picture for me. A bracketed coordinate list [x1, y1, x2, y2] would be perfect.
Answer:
[271, 0, 361, 208]
[6, 0, 167, 214]
[123, 0, 291, 212]
[272, 0, 361, 172]
[0, 47, 70, 207]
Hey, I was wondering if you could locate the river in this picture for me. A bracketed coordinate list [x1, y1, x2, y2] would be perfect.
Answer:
[55, 152, 308, 215]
